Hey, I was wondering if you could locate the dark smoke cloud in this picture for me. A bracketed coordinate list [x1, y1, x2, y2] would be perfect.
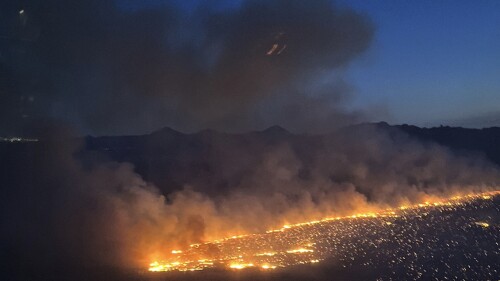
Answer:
[0, 0, 373, 135]
[1, 125, 499, 280]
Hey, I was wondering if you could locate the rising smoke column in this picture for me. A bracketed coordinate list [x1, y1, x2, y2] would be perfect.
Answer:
[1, 0, 373, 135]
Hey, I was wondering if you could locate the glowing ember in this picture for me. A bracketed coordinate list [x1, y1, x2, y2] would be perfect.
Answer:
[474, 221, 490, 228]
[148, 191, 499, 272]
[255, 252, 277, 256]
[261, 264, 277, 269]
[286, 248, 314, 254]
[229, 263, 254, 269]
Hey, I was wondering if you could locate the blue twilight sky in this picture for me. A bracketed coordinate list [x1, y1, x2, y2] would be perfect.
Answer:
[124, 0, 500, 127]
[336, 0, 500, 127]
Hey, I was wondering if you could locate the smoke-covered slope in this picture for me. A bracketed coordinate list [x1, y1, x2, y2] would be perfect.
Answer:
[84, 123, 500, 195]
[1, 123, 499, 280]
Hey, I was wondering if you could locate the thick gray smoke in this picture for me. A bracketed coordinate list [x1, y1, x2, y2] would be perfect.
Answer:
[1, 0, 373, 135]
[2, 125, 498, 278]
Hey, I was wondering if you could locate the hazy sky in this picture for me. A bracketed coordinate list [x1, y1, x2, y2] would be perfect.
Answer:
[1, 0, 499, 136]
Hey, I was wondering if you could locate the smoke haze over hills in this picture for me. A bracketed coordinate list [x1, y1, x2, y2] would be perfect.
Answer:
[2, 124, 500, 279]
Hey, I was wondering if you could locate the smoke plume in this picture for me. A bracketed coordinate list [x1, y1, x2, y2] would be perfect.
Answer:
[2, 125, 499, 279]
[1, 0, 373, 135]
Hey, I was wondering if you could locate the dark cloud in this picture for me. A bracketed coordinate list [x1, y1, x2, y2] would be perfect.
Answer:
[0, 0, 373, 136]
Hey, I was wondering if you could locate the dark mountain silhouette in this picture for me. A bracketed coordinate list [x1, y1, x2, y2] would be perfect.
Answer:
[80, 123, 500, 195]
[2, 122, 499, 198]
[3, 122, 499, 197]
[396, 123, 500, 164]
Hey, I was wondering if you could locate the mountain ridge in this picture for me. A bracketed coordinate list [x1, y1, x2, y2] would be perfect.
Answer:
[76, 123, 500, 195]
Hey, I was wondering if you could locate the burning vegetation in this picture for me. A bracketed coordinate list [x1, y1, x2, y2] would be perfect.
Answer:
[148, 191, 499, 275]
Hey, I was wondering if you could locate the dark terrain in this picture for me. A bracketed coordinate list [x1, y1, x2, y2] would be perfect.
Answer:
[82, 123, 500, 195]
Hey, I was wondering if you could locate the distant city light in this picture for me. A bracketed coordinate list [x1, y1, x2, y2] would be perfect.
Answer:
[0, 137, 38, 143]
